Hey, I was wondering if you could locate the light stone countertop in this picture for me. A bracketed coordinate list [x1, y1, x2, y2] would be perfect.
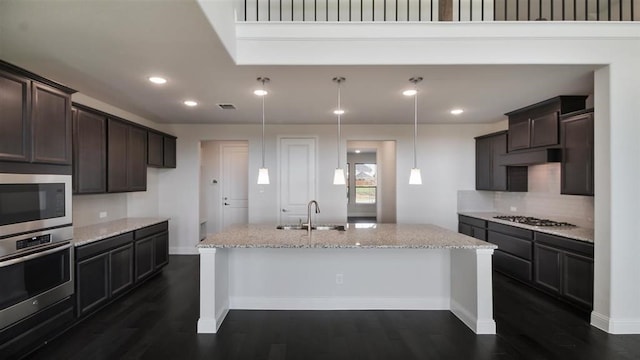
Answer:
[458, 211, 594, 243]
[73, 217, 169, 247]
[198, 223, 497, 249]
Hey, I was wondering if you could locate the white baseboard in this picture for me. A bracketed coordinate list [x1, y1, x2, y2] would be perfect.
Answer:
[229, 296, 449, 310]
[170, 246, 199, 255]
[591, 311, 640, 334]
[197, 307, 229, 334]
[450, 299, 496, 335]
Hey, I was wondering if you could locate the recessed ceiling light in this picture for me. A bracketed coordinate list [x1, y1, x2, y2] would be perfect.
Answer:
[403, 89, 417, 96]
[334, 109, 345, 115]
[254, 89, 268, 96]
[149, 76, 167, 84]
[183, 100, 198, 107]
[450, 109, 464, 115]
[355, 150, 361, 153]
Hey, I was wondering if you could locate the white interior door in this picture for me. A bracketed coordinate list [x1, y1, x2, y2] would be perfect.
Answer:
[279, 137, 316, 224]
[222, 144, 248, 230]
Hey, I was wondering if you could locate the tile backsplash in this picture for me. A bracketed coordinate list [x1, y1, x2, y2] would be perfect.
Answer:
[459, 163, 594, 228]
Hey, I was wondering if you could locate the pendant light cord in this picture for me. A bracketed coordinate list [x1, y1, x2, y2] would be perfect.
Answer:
[261, 86, 266, 168]
[337, 80, 341, 169]
[413, 82, 418, 169]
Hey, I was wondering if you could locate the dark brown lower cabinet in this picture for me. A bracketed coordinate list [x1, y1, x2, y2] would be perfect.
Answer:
[75, 221, 169, 318]
[534, 233, 594, 309]
[458, 215, 487, 241]
[460, 215, 594, 311]
[76, 242, 134, 317]
[135, 237, 155, 281]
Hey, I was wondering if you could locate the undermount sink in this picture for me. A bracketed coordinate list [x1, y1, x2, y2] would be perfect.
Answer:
[277, 224, 346, 231]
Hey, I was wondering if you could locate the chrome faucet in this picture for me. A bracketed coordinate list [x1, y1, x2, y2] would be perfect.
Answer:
[305, 200, 320, 234]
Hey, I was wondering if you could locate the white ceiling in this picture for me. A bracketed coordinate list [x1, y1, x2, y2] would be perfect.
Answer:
[0, 0, 596, 125]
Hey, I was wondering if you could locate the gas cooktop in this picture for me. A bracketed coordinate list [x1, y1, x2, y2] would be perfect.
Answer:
[493, 215, 576, 227]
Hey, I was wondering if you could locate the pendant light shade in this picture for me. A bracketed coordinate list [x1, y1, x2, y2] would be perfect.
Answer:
[405, 77, 423, 185]
[256, 77, 270, 185]
[332, 76, 346, 185]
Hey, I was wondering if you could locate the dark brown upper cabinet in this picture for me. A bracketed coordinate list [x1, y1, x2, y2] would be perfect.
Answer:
[475, 131, 527, 192]
[0, 61, 75, 170]
[107, 119, 147, 193]
[506, 96, 588, 153]
[163, 136, 176, 168]
[561, 110, 594, 196]
[147, 132, 177, 168]
[73, 107, 107, 194]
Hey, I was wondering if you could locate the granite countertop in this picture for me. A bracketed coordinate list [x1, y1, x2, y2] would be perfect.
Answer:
[73, 217, 169, 247]
[198, 223, 497, 249]
[458, 211, 594, 243]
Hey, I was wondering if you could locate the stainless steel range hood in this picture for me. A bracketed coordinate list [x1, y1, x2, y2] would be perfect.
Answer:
[498, 148, 561, 166]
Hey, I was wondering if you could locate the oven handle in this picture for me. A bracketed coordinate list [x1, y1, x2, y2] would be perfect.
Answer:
[0, 242, 72, 268]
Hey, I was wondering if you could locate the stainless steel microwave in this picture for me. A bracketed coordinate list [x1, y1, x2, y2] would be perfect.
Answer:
[0, 174, 72, 238]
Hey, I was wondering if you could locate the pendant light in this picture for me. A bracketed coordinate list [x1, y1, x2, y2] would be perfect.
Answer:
[332, 77, 346, 185]
[404, 77, 423, 185]
[255, 77, 270, 185]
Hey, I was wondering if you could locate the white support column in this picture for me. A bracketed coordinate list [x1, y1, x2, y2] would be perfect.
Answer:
[197, 247, 230, 333]
[450, 248, 496, 334]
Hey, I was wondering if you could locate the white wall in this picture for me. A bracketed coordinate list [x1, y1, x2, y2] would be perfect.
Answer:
[160, 122, 494, 254]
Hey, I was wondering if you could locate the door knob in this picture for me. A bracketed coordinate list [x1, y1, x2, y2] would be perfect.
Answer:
[224, 203, 230, 206]
[282, 209, 288, 212]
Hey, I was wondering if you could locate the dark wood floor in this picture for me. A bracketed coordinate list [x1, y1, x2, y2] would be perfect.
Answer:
[26, 255, 640, 360]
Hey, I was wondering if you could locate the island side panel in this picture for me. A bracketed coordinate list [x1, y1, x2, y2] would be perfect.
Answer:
[226, 248, 451, 310]
[450, 248, 496, 334]
[198, 247, 230, 333]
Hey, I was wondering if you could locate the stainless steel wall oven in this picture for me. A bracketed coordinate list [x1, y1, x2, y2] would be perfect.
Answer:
[0, 173, 73, 331]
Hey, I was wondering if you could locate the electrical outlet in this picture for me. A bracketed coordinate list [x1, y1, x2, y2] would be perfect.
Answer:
[335, 273, 344, 285]
[99, 211, 107, 219]
[510, 206, 517, 212]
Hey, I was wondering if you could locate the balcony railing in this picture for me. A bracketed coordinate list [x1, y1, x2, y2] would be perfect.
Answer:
[239, 0, 638, 21]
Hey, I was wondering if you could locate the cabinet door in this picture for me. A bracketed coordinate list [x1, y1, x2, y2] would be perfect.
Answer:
[0, 70, 30, 162]
[534, 243, 562, 295]
[135, 237, 155, 281]
[76, 253, 109, 317]
[163, 136, 176, 168]
[107, 119, 129, 192]
[530, 112, 559, 148]
[475, 136, 492, 190]
[508, 119, 530, 152]
[561, 113, 594, 196]
[128, 126, 147, 191]
[458, 222, 473, 237]
[147, 131, 164, 167]
[154, 232, 169, 270]
[73, 108, 106, 193]
[31, 82, 72, 164]
[490, 133, 507, 191]
[563, 252, 594, 308]
[110, 244, 134, 298]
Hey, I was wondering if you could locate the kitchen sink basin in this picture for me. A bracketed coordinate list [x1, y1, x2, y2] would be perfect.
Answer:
[276, 224, 346, 231]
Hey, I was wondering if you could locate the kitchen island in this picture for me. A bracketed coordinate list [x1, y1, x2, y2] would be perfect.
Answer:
[197, 223, 497, 335]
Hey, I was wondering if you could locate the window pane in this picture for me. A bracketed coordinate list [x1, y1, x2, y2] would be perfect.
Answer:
[355, 163, 377, 186]
[355, 187, 376, 204]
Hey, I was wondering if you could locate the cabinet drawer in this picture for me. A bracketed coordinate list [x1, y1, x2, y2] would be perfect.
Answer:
[488, 231, 532, 260]
[458, 215, 486, 229]
[534, 232, 593, 257]
[493, 250, 532, 282]
[76, 232, 134, 260]
[488, 222, 533, 240]
[134, 221, 168, 240]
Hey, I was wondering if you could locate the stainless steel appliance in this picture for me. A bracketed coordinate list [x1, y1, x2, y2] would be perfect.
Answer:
[0, 173, 72, 238]
[0, 226, 74, 330]
[0, 173, 73, 330]
[493, 215, 575, 227]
